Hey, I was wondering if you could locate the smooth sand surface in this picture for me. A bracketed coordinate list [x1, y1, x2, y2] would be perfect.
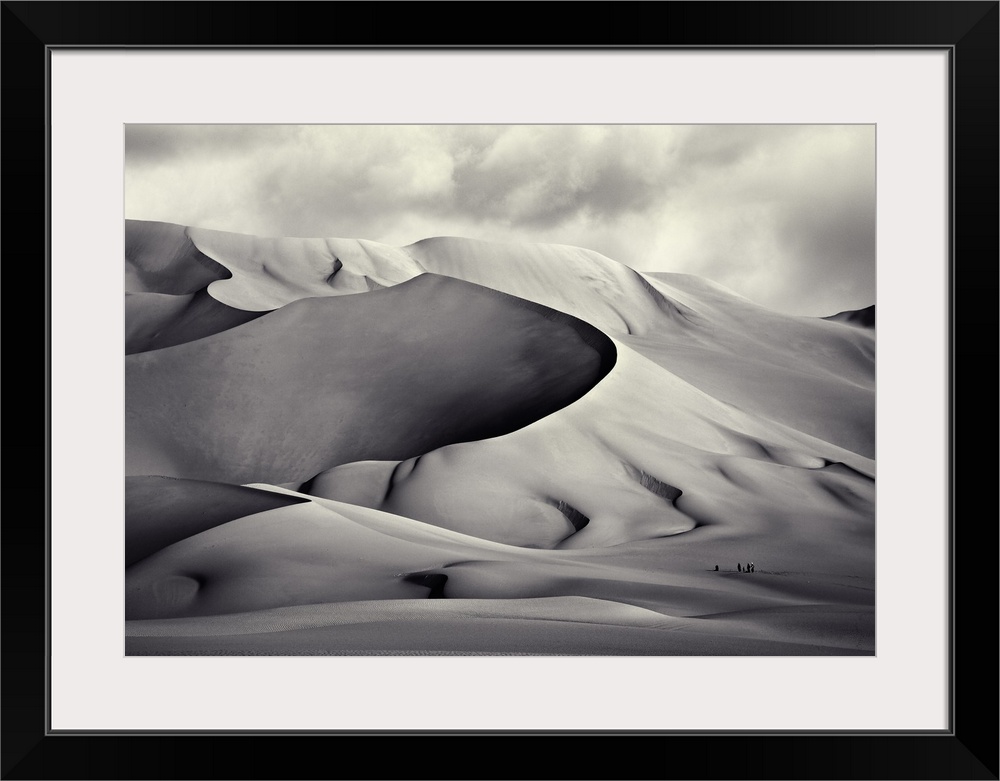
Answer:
[125, 598, 871, 656]
[125, 476, 309, 567]
[126, 273, 614, 485]
[304, 340, 873, 550]
[187, 224, 426, 310]
[124, 495, 872, 654]
[125, 220, 231, 295]
[124, 226, 875, 655]
[638, 272, 875, 457]
[125, 289, 265, 354]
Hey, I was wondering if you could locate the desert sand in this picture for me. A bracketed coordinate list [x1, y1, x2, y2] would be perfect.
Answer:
[124, 220, 875, 655]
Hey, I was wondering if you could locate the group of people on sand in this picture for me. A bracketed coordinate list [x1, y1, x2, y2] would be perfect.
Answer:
[714, 563, 756, 572]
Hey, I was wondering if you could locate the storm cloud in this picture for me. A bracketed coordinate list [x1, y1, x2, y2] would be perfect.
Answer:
[125, 124, 875, 316]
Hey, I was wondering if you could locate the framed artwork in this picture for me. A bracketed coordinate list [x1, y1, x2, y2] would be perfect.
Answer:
[5, 2, 996, 778]
[121, 120, 879, 661]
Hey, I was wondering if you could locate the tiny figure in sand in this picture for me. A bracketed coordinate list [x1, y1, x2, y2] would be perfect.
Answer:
[750, 563, 755, 573]
[714, 565, 719, 571]
[737, 563, 742, 572]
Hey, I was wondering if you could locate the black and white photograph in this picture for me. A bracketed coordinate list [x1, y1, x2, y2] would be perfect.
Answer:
[7, 1, 989, 772]
[123, 124, 877, 656]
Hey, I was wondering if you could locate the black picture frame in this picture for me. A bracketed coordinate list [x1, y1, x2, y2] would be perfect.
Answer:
[3, 2, 997, 779]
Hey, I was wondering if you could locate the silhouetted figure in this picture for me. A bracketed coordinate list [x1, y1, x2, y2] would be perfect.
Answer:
[714, 565, 719, 571]
[750, 563, 755, 573]
[737, 563, 742, 572]
[746, 563, 751, 573]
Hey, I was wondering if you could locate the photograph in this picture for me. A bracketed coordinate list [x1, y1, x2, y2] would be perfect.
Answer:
[123, 123, 877, 656]
[6, 0, 993, 774]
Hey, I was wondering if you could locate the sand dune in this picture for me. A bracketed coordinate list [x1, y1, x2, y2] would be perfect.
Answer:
[126, 272, 614, 485]
[124, 224, 875, 655]
[303, 339, 873, 550]
[125, 220, 426, 350]
[824, 304, 876, 329]
[124, 491, 873, 653]
[174, 223, 684, 333]
[125, 221, 267, 353]
[638, 272, 875, 457]
[127, 222, 873, 456]
[125, 290, 264, 354]
[403, 236, 691, 335]
[125, 220, 231, 295]
[186, 224, 426, 310]
[125, 476, 308, 567]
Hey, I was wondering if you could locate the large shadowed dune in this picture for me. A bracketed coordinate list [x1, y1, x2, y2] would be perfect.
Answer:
[125, 220, 232, 295]
[126, 221, 270, 353]
[126, 273, 615, 485]
[125, 476, 309, 567]
[125, 289, 266, 354]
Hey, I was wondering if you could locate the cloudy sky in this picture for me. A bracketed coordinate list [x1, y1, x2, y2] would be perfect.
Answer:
[125, 124, 875, 316]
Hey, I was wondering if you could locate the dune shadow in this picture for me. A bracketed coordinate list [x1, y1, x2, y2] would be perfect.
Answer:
[403, 573, 449, 599]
